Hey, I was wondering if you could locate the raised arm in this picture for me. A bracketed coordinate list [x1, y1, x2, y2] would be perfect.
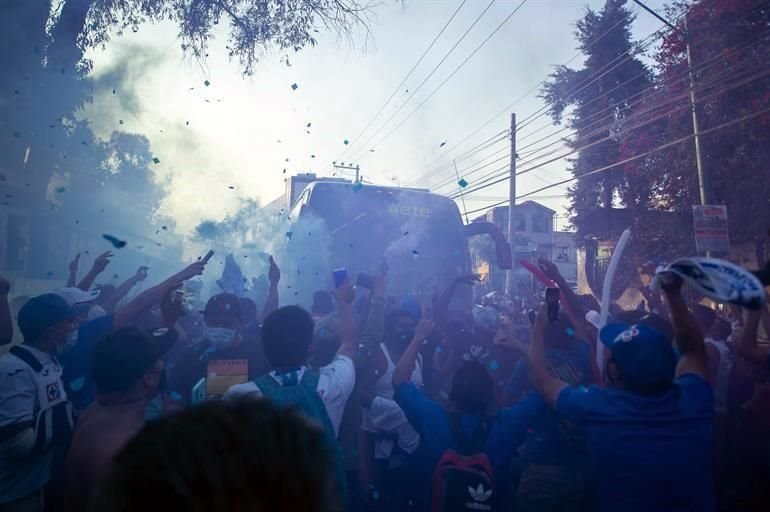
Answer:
[660, 274, 708, 379]
[260, 256, 280, 322]
[736, 309, 767, 367]
[101, 267, 147, 312]
[393, 319, 434, 387]
[434, 275, 478, 327]
[528, 304, 569, 407]
[66, 253, 80, 288]
[0, 276, 12, 346]
[113, 261, 207, 330]
[77, 251, 113, 292]
[334, 280, 358, 360]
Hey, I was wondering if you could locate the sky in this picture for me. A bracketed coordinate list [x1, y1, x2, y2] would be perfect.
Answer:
[81, 0, 668, 234]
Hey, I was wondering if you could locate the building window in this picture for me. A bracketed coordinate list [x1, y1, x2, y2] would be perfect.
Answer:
[555, 246, 569, 263]
[532, 215, 550, 233]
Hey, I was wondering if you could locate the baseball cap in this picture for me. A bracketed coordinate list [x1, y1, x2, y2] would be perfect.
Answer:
[92, 326, 177, 394]
[600, 323, 677, 390]
[202, 293, 242, 321]
[55, 287, 100, 306]
[17, 293, 77, 341]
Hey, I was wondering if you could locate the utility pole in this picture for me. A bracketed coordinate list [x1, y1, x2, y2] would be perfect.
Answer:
[332, 162, 360, 182]
[632, 0, 709, 205]
[506, 113, 517, 298]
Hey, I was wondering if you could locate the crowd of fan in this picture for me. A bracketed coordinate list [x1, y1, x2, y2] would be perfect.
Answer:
[0, 251, 769, 512]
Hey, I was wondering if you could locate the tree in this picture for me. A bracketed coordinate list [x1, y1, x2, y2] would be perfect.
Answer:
[620, 0, 770, 261]
[541, 0, 653, 239]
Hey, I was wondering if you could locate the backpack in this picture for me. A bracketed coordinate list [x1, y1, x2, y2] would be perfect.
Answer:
[431, 415, 496, 512]
[254, 370, 347, 502]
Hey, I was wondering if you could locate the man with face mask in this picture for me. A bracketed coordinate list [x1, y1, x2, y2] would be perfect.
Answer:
[56, 261, 206, 412]
[169, 293, 270, 404]
[0, 294, 78, 512]
[64, 326, 177, 511]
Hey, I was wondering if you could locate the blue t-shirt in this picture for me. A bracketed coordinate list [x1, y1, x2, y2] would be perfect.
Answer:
[394, 382, 540, 506]
[60, 315, 114, 410]
[505, 341, 593, 467]
[556, 373, 715, 512]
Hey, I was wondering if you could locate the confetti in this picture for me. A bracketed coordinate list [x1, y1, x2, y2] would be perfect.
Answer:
[186, 121, 189, 126]
[204, 80, 211, 87]
[458, 178, 468, 188]
[306, 123, 312, 128]
[228, 186, 235, 189]
[291, 83, 298, 90]
[103, 234, 127, 248]
[112, 89, 116, 94]
[119, 120, 124, 125]
[352, 182, 363, 192]
[55, 187, 66, 193]
[369, 149, 375, 152]
[0, 174, 5, 181]
[13, 90, 19, 95]
[152, 157, 160, 164]
[412, 250, 419, 255]
[161, 226, 168, 230]
[403, 231, 409, 236]
[13, 131, 21, 138]
[311, 154, 315, 159]
[343, 139, 349, 145]
[439, 140, 447, 148]
[488, 360, 500, 371]
[81, 141, 88, 146]
[286, 232, 293, 240]
[47, 271, 54, 278]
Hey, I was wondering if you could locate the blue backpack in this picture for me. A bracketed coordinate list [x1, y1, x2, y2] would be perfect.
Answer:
[254, 371, 347, 501]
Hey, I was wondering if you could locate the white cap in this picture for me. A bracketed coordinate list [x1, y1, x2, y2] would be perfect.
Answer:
[55, 287, 101, 306]
[585, 310, 602, 329]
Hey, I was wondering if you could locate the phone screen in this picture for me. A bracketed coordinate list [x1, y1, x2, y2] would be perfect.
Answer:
[546, 287, 560, 323]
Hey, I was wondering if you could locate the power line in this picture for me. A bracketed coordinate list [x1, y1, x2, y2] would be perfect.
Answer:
[342, 0, 499, 162]
[330, 0, 468, 165]
[349, 0, 530, 164]
[459, 104, 770, 217]
[449, 44, 770, 198]
[405, 12, 638, 187]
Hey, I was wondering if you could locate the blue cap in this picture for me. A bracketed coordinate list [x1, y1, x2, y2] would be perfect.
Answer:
[600, 323, 676, 389]
[17, 293, 77, 342]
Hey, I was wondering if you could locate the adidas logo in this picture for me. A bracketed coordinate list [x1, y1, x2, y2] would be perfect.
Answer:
[468, 484, 492, 502]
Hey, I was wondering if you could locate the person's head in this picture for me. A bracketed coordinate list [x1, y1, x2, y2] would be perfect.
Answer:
[203, 294, 243, 350]
[691, 304, 717, 335]
[55, 286, 103, 323]
[311, 290, 335, 317]
[17, 293, 78, 348]
[600, 322, 677, 395]
[262, 306, 315, 369]
[449, 360, 494, 415]
[612, 310, 674, 340]
[92, 326, 176, 399]
[384, 309, 418, 348]
[238, 297, 259, 325]
[95, 400, 337, 512]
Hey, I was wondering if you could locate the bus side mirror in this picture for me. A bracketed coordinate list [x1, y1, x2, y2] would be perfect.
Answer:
[464, 222, 513, 270]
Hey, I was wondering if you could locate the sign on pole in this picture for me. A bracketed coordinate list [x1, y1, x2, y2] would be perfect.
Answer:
[692, 205, 729, 254]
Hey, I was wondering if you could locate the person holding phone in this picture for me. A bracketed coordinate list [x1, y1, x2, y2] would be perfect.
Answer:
[527, 274, 715, 512]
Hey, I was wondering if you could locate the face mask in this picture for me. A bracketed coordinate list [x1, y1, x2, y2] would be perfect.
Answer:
[205, 327, 238, 350]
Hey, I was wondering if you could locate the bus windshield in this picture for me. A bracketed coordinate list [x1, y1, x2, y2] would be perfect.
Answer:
[297, 182, 471, 302]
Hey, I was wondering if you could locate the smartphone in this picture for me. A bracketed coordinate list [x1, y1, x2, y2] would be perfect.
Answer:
[545, 287, 560, 323]
[356, 273, 374, 290]
[332, 268, 348, 289]
[202, 250, 215, 263]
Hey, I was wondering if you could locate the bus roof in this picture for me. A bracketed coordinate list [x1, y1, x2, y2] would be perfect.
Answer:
[306, 180, 432, 195]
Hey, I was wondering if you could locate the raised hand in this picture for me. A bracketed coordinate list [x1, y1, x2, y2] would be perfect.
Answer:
[68, 253, 80, 274]
[92, 251, 114, 274]
[414, 318, 435, 342]
[538, 258, 562, 283]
